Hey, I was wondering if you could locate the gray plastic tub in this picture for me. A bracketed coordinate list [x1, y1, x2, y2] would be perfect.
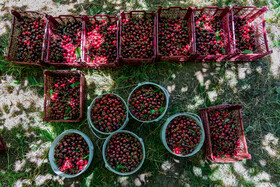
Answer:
[127, 82, 169, 123]
[49, 129, 94, 178]
[160, 112, 205, 157]
[102, 130, 145, 175]
[87, 93, 129, 139]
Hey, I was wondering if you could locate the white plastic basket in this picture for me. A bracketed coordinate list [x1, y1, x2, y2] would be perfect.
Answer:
[160, 112, 205, 157]
[127, 82, 169, 123]
[102, 130, 145, 175]
[87, 93, 129, 139]
[48, 129, 94, 178]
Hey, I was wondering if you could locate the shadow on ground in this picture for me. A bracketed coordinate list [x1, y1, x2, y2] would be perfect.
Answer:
[0, 0, 279, 186]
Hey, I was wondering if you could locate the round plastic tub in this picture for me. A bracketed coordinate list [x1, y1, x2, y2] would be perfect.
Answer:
[49, 129, 94, 178]
[160, 112, 205, 157]
[102, 130, 145, 175]
[87, 93, 129, 139]
[127, 82, 169, 123]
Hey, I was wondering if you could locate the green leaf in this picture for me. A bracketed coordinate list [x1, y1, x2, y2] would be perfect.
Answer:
[223, 118, 230, 123]
[50, 89, 53, 96]
[159, 107, 165, 112]
[63, 26, 67, 33]
[82, 154, 89, 159]
[64, 117, 70, 120]
[221, 48, 225, 55]
[216, 31, 221, 41]
[75, 47, 82, 59]
[242, 50, 254, 54]
[116, 165, 123, 171]
[65, 107, 71, 114]
[13, 80, 19, 84]
[151, 109, 156, 114]
[273, 41, 280, 47]
[71, 82, 80, 88]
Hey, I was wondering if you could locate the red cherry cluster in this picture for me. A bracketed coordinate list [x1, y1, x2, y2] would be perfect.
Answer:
[91, 94, 127, 133]
[85, 19, 118, 64]
[234, 17, 256, 52]
[195, 14, 226, 55]
[15, 16, 46, 62]
[159, 17, 190, 56]
[121, 17, 154, 58]
[49, 21, 82, 63]
[129, 85, 166, 121]
[106, 132, 143, 173]
[49, 75, 80, 120]
[54, 133, 89, 174]
[208, 110, 240, 158]
[166, 116, 201, 155]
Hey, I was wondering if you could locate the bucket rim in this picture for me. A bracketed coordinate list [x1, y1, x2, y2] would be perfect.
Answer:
[87, 93, 129, 136]
[102, 130, 145, 175]
[127, 82, 169, 123]
[160, 112, 205, 157]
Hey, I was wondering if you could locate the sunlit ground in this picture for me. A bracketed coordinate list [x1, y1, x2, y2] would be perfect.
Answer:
[0, 0, 279, 186]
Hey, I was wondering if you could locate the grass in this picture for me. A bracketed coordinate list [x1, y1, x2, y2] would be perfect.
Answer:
[0, 0, 280, 186]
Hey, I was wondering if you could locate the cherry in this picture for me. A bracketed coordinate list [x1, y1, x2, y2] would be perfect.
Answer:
[49, 74, 80, 120]
[91, 94, 127, 133]
[159, 17, 190, 56]
[208, 109, 241, 158]
[195, 14, 226, 55]
[15, 16, 46, 62]
[233, 17, 256, 52]
[129, 85, 166, 121]
[105, 132, 143, 173]
[121, 17, 154, 58]
[85, 19, 118, 64]
[165, 116, 201, 155]
[54, 133, 89, 175]
[49, 21, 82, 63]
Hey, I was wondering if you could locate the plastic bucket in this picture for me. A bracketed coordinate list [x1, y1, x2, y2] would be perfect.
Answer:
[160, 112, 205, 157]
[48, 129, 94, 178]
[87, 93, 129, 139]
[127, 82, 169, 123]
[102, 130, 145, 175]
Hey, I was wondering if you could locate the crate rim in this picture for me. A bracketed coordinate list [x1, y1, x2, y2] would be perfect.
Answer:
[6, 10, 48, 67]
[229, 6, 272, 61]
[198, 104, 251, 163]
